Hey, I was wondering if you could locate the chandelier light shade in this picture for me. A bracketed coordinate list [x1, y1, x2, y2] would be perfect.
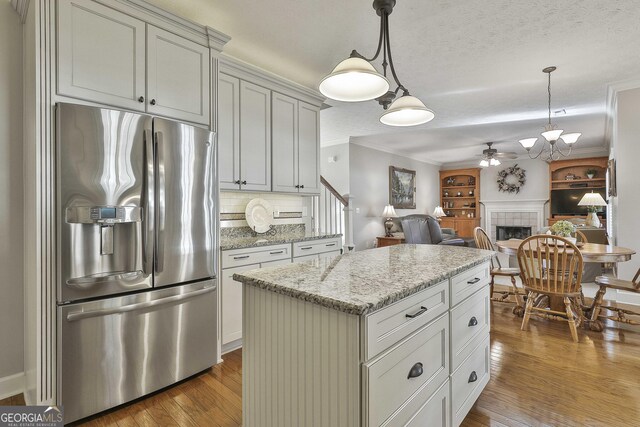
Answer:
[479, 159, 489, 168]
[519, 66, 581, 161]
[380, 94, 435, 126]
[318, 57, 390, 102]
[319, 0, 434, 127]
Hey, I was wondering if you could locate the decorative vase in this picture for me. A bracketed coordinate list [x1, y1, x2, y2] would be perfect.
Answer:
[586, 212, 601, 228]
[587, 173, 594, 179]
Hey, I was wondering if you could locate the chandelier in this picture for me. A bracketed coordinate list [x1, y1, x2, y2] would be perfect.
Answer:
[318, 0, 434, 127]
[519, 66, 581, 161]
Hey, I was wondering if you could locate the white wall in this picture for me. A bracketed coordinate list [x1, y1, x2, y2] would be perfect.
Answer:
[611, 87, 640, 295]
[349, 144, 440, 251]
[320, 143, 349, 197]
[0, 3, 24, 381]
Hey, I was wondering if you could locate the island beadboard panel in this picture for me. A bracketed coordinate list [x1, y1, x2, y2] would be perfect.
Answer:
[237, 245, 493, 427]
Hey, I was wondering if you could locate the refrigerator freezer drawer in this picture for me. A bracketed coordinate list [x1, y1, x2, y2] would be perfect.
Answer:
[59, 280, 218, 423]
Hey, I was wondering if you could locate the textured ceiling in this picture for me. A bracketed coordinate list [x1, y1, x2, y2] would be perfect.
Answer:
[147, 0, 640, 164]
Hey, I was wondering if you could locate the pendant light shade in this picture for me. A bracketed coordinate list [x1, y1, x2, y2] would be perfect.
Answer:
[560, 132, 581, 144]
[319, 57, 390, 102]
[541, 129, 563, 142]
[519, 138, 538, 149]
[379, 95, 434, 126]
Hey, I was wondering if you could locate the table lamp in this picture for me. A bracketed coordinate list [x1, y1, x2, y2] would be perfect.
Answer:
[577, 191, 607, 228]
[433, 206, 446, 222]
[382, 205, 398, 237]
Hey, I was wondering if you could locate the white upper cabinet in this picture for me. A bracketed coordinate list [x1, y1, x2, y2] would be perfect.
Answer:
[58, 0, 146, 111]
[218, 73, 241, 190]
[297, 102, 321, 194]
[146, 26, 210, 124]
[271, 93, 298, 192]
[239, 81, 271, 192]
[57, 0, 211, 125]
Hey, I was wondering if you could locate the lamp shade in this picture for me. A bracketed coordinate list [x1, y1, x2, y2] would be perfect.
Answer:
[433, 206, 446, 218]
[519, 138, 538, 149]
[541, 129, 563, 142]
[489, 158, 501, 166]
[382, 204, 398, 218]
[578, 192, 607, 207]
[479, 159, 489, 168]
[560, 132, 581, 144]
[319, 57, 390, 102]
[379, 95, 434, 126]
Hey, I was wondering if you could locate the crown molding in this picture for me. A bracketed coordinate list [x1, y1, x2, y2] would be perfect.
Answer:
[11, 0, 29, 23]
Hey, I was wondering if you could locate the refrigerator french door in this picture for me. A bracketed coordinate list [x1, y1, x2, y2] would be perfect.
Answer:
[56, 103, 218, 423]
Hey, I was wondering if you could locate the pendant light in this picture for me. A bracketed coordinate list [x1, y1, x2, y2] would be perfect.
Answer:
[319, 0, 434, 127]
[519, 67, 581, 161]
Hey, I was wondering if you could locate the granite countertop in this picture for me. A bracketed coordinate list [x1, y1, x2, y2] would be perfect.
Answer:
[220, 232, 342, 251]
[233, 244, 494, 315]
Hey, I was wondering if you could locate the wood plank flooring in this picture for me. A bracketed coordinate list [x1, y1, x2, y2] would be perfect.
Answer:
[2, 302, 639, 426]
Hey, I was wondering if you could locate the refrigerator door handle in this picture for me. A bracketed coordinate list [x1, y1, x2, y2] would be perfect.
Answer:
[66, 284, 216, 322]
[143, 129, 155, 276]
[155, 130, 165, 274]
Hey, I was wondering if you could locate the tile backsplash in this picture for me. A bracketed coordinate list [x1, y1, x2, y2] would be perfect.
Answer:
[220, 191, 314, 230]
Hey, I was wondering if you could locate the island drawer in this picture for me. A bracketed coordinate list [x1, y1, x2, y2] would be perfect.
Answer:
[380, 379, 450, 427]
[222, 244, 291, 269]
[451, 335, 491, 426]
[450, 262, 490, 307]
[292, 238, 341, 257]
[450, 285, 490, 371]
[363, 314, 449, 427]
[363, 280, 449, 360]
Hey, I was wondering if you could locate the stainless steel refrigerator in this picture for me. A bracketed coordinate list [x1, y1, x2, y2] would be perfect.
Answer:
[56, 103, 218, 423]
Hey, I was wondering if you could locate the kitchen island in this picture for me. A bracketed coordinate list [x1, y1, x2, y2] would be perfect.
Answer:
[234, 244, 494, 427]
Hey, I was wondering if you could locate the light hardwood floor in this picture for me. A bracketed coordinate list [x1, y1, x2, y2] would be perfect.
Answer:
[2, 301, 639, 426]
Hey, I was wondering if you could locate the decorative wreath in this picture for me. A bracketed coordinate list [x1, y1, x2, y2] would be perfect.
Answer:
[497, 164, 526, 194]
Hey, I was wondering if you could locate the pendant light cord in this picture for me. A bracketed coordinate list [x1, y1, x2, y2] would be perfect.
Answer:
[548, 71, 552, 126]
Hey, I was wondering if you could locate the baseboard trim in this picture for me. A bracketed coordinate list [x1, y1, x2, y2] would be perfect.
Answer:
[221, 339, 242, 355]
[0, 372, 24, 400]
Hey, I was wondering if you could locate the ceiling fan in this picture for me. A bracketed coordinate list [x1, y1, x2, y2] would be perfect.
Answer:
[476, 142, 518, 167]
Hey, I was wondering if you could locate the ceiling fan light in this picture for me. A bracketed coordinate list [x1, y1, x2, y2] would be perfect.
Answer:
[541, 129, 563, 142]
[479, 159, 489, 168]
[319, 57, 390, 102]
[560, 132, 581, 144]
[379, 95, 435, 126]
[490, 158, 501, 166]
[519, 138, 538, 149]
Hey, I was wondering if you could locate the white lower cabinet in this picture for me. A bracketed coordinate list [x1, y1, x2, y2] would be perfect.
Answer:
[384, 379, 451, 427]
[451, 335, 491, 426]
[221, 264, 257, 346]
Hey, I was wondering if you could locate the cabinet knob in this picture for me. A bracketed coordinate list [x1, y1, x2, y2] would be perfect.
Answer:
[234, 180, 241, 185]
[138, 96, 144, 103]
[241, 180, 247, 185]
[295, 185, 300, 189]
[407, 362, 423, 379]
[150, 99, 157, 105]
[300, 184, 304, 189]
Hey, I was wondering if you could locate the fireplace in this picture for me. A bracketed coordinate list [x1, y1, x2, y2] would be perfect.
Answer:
[496, 225, 532, 241]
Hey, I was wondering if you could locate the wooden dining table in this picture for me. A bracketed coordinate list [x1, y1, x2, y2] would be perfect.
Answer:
[495, 239, 636, 330]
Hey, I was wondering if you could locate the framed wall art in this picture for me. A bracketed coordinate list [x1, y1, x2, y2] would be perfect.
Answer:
[389, 166, 416, 209]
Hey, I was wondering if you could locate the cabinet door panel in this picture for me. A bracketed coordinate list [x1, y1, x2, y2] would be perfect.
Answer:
[297, 102, 320, 194]
[218, 73, 241, 190]
[221, 264, 259, 344]
[240, 81, 271, 191]
[58, 0, 145, 110]
[147, 26, 210, 125]
[272, 93, 298, 192]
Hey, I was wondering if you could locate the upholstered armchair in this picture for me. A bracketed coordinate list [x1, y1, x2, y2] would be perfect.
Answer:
[400, 215, 466, 246]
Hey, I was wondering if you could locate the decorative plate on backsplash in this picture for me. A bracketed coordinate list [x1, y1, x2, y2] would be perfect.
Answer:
[245, 198, 274, 233]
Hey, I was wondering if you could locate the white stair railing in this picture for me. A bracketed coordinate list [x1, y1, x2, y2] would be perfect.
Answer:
[312, 176, 353, 251]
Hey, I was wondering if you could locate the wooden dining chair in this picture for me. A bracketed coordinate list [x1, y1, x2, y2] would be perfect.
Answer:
[474, 227, 524, 315]
[517, 235, 584, 342]
[574, 229, 588, 243]
[589, 267, 640, 331]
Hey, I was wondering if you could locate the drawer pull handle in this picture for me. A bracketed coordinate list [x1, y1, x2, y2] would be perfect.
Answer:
[468, 316, 478, 327]
[405, 306, 428, 319]
[468, 371, 478, 383]
[270, 251, 284, 255]
[300, 246, 313, 250]
[407, 362, 423, 379]
[233, 255, 250, 260]
[467, 277, 481, 284]
[325, 243, 336, 247]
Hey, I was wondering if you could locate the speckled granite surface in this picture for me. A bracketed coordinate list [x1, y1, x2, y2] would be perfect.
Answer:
[234, 244, 494, 315]
[221, 224, 305, 239]
[221, 230, 342, 250]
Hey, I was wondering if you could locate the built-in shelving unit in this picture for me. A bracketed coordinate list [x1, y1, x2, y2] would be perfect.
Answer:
[439, 168, 481, 237]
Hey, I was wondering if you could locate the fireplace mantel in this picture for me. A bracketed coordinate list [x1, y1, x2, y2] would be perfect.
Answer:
[481, 199, 547, 241]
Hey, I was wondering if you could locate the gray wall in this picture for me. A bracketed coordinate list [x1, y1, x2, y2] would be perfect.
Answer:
[477, 159, 549, 202]
[0, 3, 24, 379]
[612, 87, 640, 295]
[349, 144, 440, 251]
[320, 143, 350, 196]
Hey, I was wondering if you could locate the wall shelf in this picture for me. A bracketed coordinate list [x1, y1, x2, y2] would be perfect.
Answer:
[439, 168, 480, 237]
